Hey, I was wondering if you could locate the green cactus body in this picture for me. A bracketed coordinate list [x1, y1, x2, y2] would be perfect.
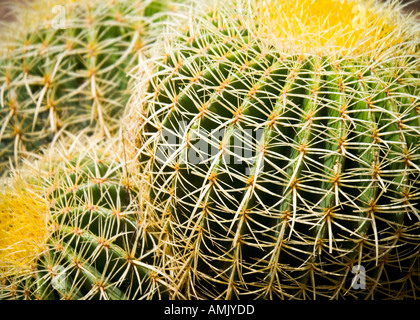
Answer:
[132, 0, 420, 299]
[0, 0, 174, 173]
[0, 137, 168, 300]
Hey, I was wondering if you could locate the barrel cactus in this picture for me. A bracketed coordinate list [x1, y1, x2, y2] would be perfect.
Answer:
[128, 0, 420, 299]
[0, 0, 174, 173]
[0, 135, 169, 300]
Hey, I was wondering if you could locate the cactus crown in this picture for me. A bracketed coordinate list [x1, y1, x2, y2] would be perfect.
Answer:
[0, 182, 49, 277]
[256, 0, 415, 55]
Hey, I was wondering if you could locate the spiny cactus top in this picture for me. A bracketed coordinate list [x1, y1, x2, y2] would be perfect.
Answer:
[0, 0, 173, 174]
[128, 0, 420, 299]
[0, 135, 170, 300]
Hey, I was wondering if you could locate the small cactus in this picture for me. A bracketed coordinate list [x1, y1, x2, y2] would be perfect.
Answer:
[0, 135, 169, 300]
[129, 0, 420, 299]
[0, 0, 172, 174]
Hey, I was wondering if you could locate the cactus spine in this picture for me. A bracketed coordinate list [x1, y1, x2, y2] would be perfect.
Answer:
[129, 0, 420, 299]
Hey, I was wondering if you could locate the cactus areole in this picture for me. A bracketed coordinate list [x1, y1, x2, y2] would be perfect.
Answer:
[133, 0, 420, 299]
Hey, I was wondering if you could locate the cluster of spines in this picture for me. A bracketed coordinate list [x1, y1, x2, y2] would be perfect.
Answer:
[129, 0, 420, 299]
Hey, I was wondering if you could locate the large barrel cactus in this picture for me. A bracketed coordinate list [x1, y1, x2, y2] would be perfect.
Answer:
[0, 135, 169, 300]
[0, 0, 173, 173]
[129, 0, 420, 299]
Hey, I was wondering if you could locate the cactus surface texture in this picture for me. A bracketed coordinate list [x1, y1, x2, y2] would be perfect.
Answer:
[1, 0, 419, 301]
[0, 135, 169, 300]
[0, 0, 172, 174]
[129, 0, 420, 299]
